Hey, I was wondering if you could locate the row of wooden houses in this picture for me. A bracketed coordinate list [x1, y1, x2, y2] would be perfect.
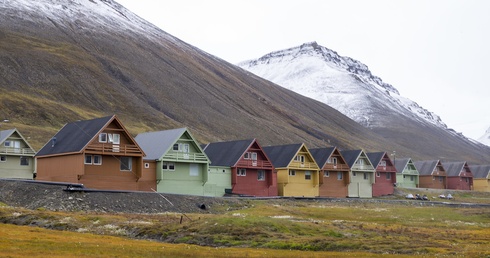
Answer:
[1, 115, 489, 197]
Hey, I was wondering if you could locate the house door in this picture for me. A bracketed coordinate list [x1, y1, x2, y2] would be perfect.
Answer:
[348, 182, 360, 197]
[251, 152, 257, 166]
[13, 141, 21, 153]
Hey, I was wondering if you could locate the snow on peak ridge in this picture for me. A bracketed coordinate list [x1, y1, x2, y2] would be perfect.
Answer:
[478, 126, 490, 146]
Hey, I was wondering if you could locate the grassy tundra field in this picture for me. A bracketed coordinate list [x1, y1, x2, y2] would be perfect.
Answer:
[0, 192, 489, 258]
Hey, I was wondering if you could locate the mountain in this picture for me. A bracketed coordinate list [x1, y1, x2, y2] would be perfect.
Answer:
[0, 0, 489, 164]
[478, 127, 490, 147]
[238, 42, 490, 163]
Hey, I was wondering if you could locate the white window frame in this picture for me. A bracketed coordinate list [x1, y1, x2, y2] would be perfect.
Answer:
[84, 154, 93, 164]
[0, 155, 6, 162]
[295, 155, 305, 163]
[289, 170, 296, 176]
[108, 133, 120, 144]
[4, 141, 11, 147]
[99, 133, 107, 143]
[380, 160, 386, 167]
[93, 155, 102, 165]
[244, 152, 250, 159]
[305, 171, 312, 180]
[376, 172, 380, 177]
[251, 152, 257, 161]
[257, 170, 265, 181]
[323, 171, 329, 177]
[182, 143, 190, 153]
[144, 163, 150, 169]
[20, 156, 29, 166]
[120, 157, 132, 171]
[238, 168, 246, 176]
[337, 172, 343, 180]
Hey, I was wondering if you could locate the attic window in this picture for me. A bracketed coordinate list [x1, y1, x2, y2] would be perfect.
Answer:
[244, 152, 250, 159]
[0, 155, 6, 162]
[294, 155, 305, 163]
[108, 134, 120, 144]
[363, 173, 369, 180]
[173, 144, 179, 151]
[99, 133, 107, 143]
[4, 141, 11, 147]
[380, 161, 386, 167]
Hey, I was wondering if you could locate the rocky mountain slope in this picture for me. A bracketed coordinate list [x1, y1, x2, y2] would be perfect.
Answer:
[238, 42, 490, 163]
[0, 0, 488, 164]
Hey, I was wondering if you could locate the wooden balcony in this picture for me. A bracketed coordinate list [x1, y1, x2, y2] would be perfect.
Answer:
[236, 159, 273, 168]
[377, 166, 397, 172]
[0, 147, 36, 156]
[163, 152, 209, 162]
[290, 161, 318, 169]
[323, 163, 350, 170]
[85, 144, 142, 155]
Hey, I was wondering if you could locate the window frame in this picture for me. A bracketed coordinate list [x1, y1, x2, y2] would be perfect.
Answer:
[4, 141, 11, 147]
[120, 157, 132, 171]
[173, 144, 179, 151]
[386, 172, 391, 180]
[20, 156, 29, 166]
[289, 170, 296, 176]
[257, 170, 265, 181]
[305, 171, 312, 180]
[84, 154, 93, 164]
[337, 172, 343, 180]
[99, 133, 107, 143]
[0, 155, 6, 162]
[363, 173, 369, 180]
[323, 171, 330, 177]
[93, 155, 102, 165]
[238, 168, 246, 176]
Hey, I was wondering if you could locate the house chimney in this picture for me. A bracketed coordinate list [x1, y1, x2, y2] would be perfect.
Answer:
[51, 137, 57, 147]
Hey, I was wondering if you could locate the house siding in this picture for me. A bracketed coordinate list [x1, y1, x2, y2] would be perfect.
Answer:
[473, 178, 489, 192]
[373, 171, 396, 197]
[36, 154, 84, 183]
[447, 176, 472, 190]
[348, 171, 374, 198]
[396, 173, 418, 188]
[419, 175, 446, 189]
[0, 155, 34, 179]
[231, 167, 277, 196]
[319, 171, 348, 197]
[156, 162, 209, 196]
[277, 168, 318, 197]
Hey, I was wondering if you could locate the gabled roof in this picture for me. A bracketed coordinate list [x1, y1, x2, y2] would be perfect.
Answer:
[36, 115, 139, 157]
[413, 160, 441, 176]
[442, 161, 471, 177]
[263, 143, 303, 168]
[309, 147, 336, 167]
[394, 158, 412, 174]
[340, 149, 364, 168]
[366, 152, 386, 168]
[135, 128, 204, 161]
[0, 128, 36, 152]
[203, 139, 255, 167]
[469, 165, 490, 179]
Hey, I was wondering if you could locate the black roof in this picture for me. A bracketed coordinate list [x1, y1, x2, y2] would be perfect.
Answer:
[340, 149, 363, 167]
[469, 165, 490, 178]
[263, 143, 303, 168]
[203, 139, 254, 167]
[442, 161, 470, 177]
[413, 160, 440, 176]
[36, 116, 114, 157]
[366, 152, 386, 167]
[394, 158, 411, 174]
[309, 147, 335, 167]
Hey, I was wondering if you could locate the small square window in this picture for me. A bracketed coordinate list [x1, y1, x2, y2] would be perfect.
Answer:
[337, 172, 343, 180]
[352, 172, 357, 177]
[168, 163, 175, 170]
[323, 171, 329, 177]
[376, 172, 380, 177]
[20, 156, 29, 166]
[93, 155, 102, 165]
[120, 157, 132, 171]
[0, 155, 6, 162]
[257, 170, 265, 181]
[162, 162, 168, 170]
[238, 169, 246, 176]
[244, 152, 250, 159]
[144, 163, 150, 168]
[4, 141, 11, 147]
[289, 170, 296, 176]
[305, 171, 312, 180]
[173, 144, 179, 151]
[84, 155, 93, 164]
[99, 133, 107, 143]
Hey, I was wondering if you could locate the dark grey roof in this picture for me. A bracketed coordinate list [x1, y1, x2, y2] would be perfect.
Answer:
[413, 160, 439, 176]
[263, 143, 303, 168]
[366, 152, 386, 168]
[309, 147, 335, 167]
[469, 165, 490, 178]
[394, 158, 411, 174]
[135, 128, 188, 160]
[203, 139, 254, 167]
[442, 161, 469, 177]
[36, 116, 114, 157]
[340, 150, 362, 167]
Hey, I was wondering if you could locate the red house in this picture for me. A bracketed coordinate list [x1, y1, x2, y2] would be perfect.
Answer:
[310, 147, 350, 198]
[442, 161, 473, 190]
[367, 152, 397, 197]
[203, 139, 277, 196]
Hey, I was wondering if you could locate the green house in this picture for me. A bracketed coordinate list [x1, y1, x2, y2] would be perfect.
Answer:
[394, 158, 419, 188]
[0, 129, 36, 179]
[135, 128, 213, 196]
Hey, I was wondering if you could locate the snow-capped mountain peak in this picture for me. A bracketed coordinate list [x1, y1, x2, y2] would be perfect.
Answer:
[477, 127, 490, 146]
[238, 42, 447, 129]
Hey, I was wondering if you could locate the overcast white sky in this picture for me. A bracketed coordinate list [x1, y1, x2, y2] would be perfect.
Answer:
[117, 0, 490, 140]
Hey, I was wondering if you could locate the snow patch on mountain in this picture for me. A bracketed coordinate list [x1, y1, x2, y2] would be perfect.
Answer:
[238, 42, 447, 129]
[477, 127, 490, 146]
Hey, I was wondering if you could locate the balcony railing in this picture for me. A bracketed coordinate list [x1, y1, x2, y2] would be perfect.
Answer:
[323, 164, 350, 170]
[163, 152, 209, 162]
[290, 161, 318, 169]
[0, 147, 36, 155]
[85, 144, 141, 155]
[236, 159, 273, 168]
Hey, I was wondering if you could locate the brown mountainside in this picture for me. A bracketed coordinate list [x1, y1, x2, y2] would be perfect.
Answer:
[0, 0, 488, 164]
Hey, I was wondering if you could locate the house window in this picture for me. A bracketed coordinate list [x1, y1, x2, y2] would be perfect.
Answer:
[238, 169, 246, 176]
[380, 161, 386, 167]
[190, 164, 198, 176]
[439, 176, 443, 182]
[20, 156, 29, 166]
[251, 152, 257, 160]
[352, 172, 357, 177]
[244, 152, 250, 159]
[144, 163, 150, 168]
[4, 141, 11, 147]
[295, 155, 305, 163]
[257, 170, 265, 181]
[386, 173, 391, 180]
[84, 154, 93, 164]
[0, 155, 6, 162]
[376, 172, 380, 177]
[173, 144, 179, 151]
[162, 162, 175, 171]
[324, 171, 330, 177]
[363, 173, 368, 180]
[337, 172, 343, 180]
[410, 176, 414, 181]
[93, 155, 102, 165]
[99, 133, 107, 143]
[289, 170, 296, 176]
[305, 171, 312, 180]
[328, 157, 338, 165]
[120, 157, 132, 171]
[108, 134, 120, 144]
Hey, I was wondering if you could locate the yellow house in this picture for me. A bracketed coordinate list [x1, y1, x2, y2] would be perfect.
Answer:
[263, 143, 319, 197]
[470, 165, 490, 192]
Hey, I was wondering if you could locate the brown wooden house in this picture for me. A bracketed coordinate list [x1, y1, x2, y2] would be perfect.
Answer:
[367, 152, 397, 197]
[310, 147, 350, 197]
[35, 115, 154, 191]
[442, 161, 473, 190]
[413, 160, 447, 189]
[203, 139, 277, 197]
